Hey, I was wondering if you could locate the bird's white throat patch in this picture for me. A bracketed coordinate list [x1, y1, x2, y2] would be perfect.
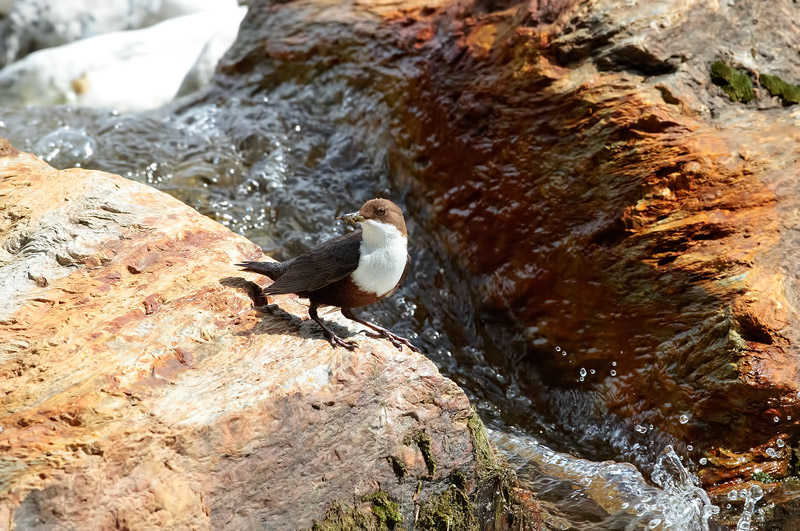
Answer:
[352, 219, 407, 296]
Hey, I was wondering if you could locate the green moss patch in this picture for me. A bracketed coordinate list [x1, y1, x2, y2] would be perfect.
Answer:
[416, 471, 476, 531]
[404, 430, 436, 477]
[710, 61, 755, 103]
[466, 411, 498, 476]
[760, 74, 800, 105]
[386, 455, 407, 480]
[753, 472, 776, 483]
[310, 492, 403, 531]
[364, 492, 403, 528]
[310, 501, 375, 531]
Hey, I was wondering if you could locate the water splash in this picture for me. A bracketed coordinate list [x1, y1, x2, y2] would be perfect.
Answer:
[735, 484, 764, 531]
[650, 445, 720, 529]
[491, 430, 720, 530]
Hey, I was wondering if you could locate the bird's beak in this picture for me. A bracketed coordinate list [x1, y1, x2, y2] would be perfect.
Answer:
[337, 211, 365, 223]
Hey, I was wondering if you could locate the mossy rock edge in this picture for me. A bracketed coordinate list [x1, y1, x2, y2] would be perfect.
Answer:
[308, 411, 542, 530]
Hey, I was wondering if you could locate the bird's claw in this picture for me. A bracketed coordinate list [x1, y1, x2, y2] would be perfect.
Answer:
[327, 333, 358, 351]
[360, 329, 420, 353]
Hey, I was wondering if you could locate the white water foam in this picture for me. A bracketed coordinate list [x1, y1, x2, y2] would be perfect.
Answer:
[490, 430, 723, 530]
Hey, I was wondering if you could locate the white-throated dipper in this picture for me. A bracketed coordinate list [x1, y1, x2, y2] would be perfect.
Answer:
[236, 198, 420, 352]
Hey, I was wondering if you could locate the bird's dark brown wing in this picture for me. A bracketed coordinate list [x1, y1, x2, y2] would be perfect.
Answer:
[264, 231, 362, 295]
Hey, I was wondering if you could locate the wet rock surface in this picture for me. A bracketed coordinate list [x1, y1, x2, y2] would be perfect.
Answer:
[0, 140, 534, 529]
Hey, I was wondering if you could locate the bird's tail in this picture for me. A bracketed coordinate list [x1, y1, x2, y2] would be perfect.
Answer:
[235, 260, 288, 281]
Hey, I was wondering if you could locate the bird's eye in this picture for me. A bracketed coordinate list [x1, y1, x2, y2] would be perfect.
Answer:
[378, 208, 386, 215]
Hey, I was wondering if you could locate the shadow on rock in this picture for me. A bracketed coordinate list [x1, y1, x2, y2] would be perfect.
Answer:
[219, 276, 357, 343]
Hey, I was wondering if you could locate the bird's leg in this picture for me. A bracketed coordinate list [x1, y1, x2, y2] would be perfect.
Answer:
[309, 303, 357, 350]
[341, 308, 421, 353]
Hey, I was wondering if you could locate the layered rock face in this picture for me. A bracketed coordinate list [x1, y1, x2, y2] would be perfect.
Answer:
[0, 140, 531, 529]
[212, 0, 800, 497]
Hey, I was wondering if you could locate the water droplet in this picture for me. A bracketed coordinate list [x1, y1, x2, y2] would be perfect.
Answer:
[728, 490, 738, 501]
[699, 457, 708, 465]
[612, 361, 617, 366]
[774, 416, 780, 423]
[635, 424, 648, 434]
[749, 484, 764, 500]
[788, 415, 792, 420]
[687, 444, 693, 451]
[579, 368, 587, 377]
[648, 518, 662, 529]
[556, 346, 561, 352]
[610, 370, 617, 376]
[589, 369, 596, 375]
[679, 414, 689, 424]
[777, 439, 785, 448]
[294, 124, 301, 132]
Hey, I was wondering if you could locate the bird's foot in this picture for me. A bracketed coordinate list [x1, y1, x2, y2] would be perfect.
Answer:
[362, 330, 421, 353]
[326, 332, 358, 351]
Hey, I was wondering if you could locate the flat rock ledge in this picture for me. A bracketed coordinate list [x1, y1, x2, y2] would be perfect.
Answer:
[0, 139, 538, 530]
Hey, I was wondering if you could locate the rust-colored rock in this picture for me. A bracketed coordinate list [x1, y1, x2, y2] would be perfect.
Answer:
[213, 0, 800, 497]
[0, 144, 533, 529]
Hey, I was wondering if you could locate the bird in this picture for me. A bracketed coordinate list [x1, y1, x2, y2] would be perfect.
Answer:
[236, 198, 420, 353]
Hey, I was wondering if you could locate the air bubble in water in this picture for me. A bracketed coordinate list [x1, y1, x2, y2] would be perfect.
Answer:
[777, 439, 785, 448]
[679, 414, 689, 424]
[580, 368, 587, 377]
[34, 127, 97, 168]
[635, 424, 648, 434]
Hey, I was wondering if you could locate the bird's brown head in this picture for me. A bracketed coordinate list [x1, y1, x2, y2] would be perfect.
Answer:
[338, 198, 407, 237]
